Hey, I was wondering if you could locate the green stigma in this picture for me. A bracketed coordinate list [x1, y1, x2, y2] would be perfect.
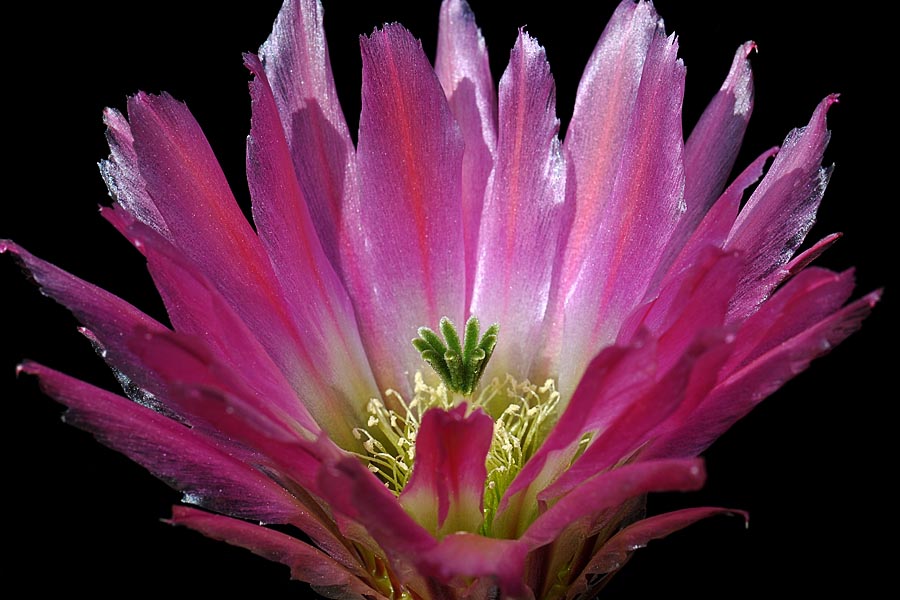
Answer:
[412, 316, 499, 396]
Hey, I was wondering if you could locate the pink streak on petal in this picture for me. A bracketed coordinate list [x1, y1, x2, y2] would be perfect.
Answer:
[419, 533, 529, 599]
[521, 458, 706, 550]
[20, 362, 304, 524]
[470, 30, 570, 381]
[560, 18, 686, 392]
[567, 507, 747, 597]
[400, 405, 492, 536]
[725, 95, 838, 319]
[259, 0, 358, 273]
[436, 0, 497, 305]
[351, 24, 466, 394]
[246, 52, 380, 414]
[170, 507, 380, 598]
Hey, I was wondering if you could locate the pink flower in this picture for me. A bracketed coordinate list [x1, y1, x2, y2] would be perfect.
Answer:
[3, 1, 881, 598]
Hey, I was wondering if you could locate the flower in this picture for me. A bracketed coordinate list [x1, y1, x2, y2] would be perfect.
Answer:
[3, 0, 881, 598]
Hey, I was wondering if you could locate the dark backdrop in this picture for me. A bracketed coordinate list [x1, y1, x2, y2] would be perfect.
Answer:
[3, 1, 891, 597]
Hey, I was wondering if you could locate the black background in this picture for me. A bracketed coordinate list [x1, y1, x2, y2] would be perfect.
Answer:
[3, 1, 892, 597]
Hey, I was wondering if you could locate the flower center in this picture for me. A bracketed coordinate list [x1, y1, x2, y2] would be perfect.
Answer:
[352, 316, 562, 532]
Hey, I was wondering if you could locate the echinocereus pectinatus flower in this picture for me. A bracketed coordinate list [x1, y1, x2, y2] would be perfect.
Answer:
[3, 1, 887, 598]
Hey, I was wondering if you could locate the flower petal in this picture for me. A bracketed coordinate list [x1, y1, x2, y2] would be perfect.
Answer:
[565, 507, 747, 598]
[170, 506, 381, 599]
[521, 458, 706, 550]
[400, 405, 493, 537]
[259, 0, 358, 273]
[20, 362, 304, 524]
[725, 95, 837, 319]
[648, 281, 880, 458]
[559, 10, 686, 389]
[349, 24, 466, 394]
[420, 533, 530, 599]
[436, 0, 497, 305]
[1, 240, 175, 411]
[470, 30, 570, 381]
[246, 52, 381, 421]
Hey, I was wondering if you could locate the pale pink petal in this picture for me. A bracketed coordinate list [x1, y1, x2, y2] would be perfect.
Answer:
[170, 507, 381, 599]
[682, 42, 755, 235]
[566, 507, 747, 598]
[246, 53, 380, 418]
[348, 24, 465, 394]
[648, 286, 880, 458]
[725, 95, 838, 318]
[436, 0, 497, 304]
[669, 146, 779, 279]
[99, 107, 169, 239]
[400, 405, 492, 536]
[559, 17, 686, 390]
[559, 0, 659, 285]
[521, 458, 706, 549]
[259, 0, 358, 272]
[470, 31, 569, 380]
[20, 362, 304, 524]
[419, 533, 529, 598]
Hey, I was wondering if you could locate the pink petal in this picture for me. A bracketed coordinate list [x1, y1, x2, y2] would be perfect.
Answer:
[436, 0, 497, 305]
[470, 31, 569, 380]
[419, 533, 529, 598]
[20, 362, 304, 524]
[725, 95, 838, 319]
[259, 0, 358, 273]
[521, 458, 706, 549]
[783, 233, 842, 277]
[559, 14, 686, 389]
[681, 42, 755, 237]
[566, 507, 747, 597]
[100, 108, 168, 238]
[170, 506, 380, 599]
[560, 0, 659, 284]
[669, 146, 779, 280]
[246, 52, 380, 419]
[648, 284, 880, 459]
[400, 405, 493, 536]
[348, 24, 466, 394]
[0, 240, 175, 412]
[317, 454, 437, 572]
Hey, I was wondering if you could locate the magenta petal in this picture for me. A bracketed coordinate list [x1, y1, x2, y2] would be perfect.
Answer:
[317, 455, 437, 571]
[170, 506, 380, 598]
[725, 95, 837, 319]
[400, 405, 492, 536]
[566, 507, 747, 597]
[560, 15, 686, 389]
[349, 24, 466, 394]
[469, 31, 569, 381]
[649, 284, 880, 459]
[420, 533, 529, 598]
[20, 362, 304, 524]
[0, 240, 174, 409]
[436, 0, 497, 305]
[259, 0, 358, 272]
[521, 458, 706, 550]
